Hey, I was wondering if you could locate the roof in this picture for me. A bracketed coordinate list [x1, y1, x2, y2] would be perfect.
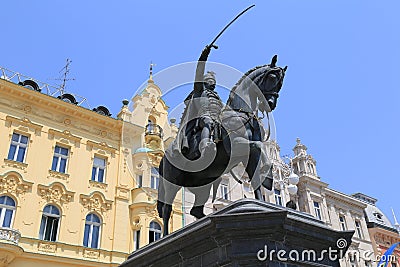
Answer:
[364, 203, 398, 233]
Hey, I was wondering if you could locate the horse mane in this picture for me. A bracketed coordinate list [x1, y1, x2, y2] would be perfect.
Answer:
[227, 64, 268, 106]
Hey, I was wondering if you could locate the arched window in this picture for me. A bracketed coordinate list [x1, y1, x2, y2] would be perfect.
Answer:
[149, 221, 161, 243]
[0, 196, 16, 228]
[83, 213, 101, 248]
[39, 205, 60, 241]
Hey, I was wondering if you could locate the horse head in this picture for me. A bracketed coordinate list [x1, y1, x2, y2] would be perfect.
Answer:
[256, 55, 287, 112]
[227, 55, 287, 113]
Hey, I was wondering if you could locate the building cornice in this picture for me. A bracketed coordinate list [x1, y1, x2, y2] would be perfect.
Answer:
[0, 79, 123, 134]
[325, 188, 367, 209]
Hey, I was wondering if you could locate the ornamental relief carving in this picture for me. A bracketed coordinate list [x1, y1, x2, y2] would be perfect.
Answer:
[0, 172, 33, 195]
[3, 159, 28, 172]
[83, 248, 100, 259]
[38, 242, 57, 253]
[89, 180, 108, 190]
[5, 115, 43, 136]
[80, 192, 112, 213]
[48, 129, 81, 147]
[86, 140, 117, 157]
[48, 170, 70, 181]
[37, 182, 74, 205]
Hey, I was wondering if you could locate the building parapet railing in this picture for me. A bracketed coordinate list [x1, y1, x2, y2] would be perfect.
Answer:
[0, 66, 90, 108]
[0, 227, 21, 245]
[145, 123, 163, 138]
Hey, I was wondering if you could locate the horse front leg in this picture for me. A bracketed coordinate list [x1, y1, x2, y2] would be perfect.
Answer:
[233, 137, 272, 191]
[188, 183, 214, 219]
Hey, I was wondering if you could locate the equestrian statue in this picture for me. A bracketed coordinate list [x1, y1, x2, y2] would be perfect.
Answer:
[157, 6, 288, 236]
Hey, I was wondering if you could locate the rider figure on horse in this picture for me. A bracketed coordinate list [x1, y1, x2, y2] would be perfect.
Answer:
[180, 45, 223, 158]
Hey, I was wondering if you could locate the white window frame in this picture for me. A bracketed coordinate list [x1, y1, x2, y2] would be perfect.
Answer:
[274, 189, 283, 206]
[8, 133, 29, 162]
[151, 167, 159, 189]
[84, 213, 101, 248]
[339, 216, 347, 231]
[137, 175, 143, 188]
[149, 221, 162, 243]
[92, 156, 106, 183]
[313, 201, 322, 220]
[355, 220, 363, 239]
[133, 229, 141, 251]
[52, 145, 69, 173]
[0, 196, 16, 228]
[39, 205, 60, 242]
[220, 184, 229, 200]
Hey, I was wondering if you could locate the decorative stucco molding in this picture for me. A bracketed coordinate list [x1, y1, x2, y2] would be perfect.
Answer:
[0, 171, 33, 195]
[37, 182, 75, 205]
[48, 129, 82, 146]
[5, 115, 43, 135]
[80, 191, 112, 213]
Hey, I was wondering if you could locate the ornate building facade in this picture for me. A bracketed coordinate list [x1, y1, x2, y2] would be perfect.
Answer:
[353, 193, 400, 266]
[184, 138, 377, 266]
[0, 68, 182, 266]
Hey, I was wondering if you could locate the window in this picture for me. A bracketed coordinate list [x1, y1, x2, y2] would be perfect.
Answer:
[137, 175, 142, 188]
[133, 230, 141, 251]
[91, 157, 106, 183]
[339, 216, 347, 231]
[313, 201, 322, 220]
[349, 256, 358, 267]
[355, 220, 363, 239]
[51, 146, 69, 173]
[274, 189, 282, 206]
[7, 133, 28, 162]
[149, 221, 161, 243]
[308, 163, 314, 174]
[0, 196, 16, 227]
[83, 213, 101, 248]
[221, 184, 229, 200]
[151, 167, 159, 189]
[243, 183, 251, 193]
[39, 205, 60, 241]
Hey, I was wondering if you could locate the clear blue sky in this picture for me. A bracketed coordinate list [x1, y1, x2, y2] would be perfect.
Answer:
[1, 1, 399, 223]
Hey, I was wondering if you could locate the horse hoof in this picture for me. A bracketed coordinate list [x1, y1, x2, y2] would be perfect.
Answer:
[190, 207, 206, 219]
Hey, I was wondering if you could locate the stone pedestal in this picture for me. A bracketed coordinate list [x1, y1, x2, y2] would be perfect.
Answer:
[121, 199, 353, 267]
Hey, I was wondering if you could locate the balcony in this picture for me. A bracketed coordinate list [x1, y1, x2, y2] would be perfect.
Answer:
[0, 227, 23, 266]
[0, 227, 21, 245]
[145, 123, 163, 138]
[144, 123, 164, 151]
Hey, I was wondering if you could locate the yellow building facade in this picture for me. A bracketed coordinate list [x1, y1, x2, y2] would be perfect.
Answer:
[0, 70, 182, 266]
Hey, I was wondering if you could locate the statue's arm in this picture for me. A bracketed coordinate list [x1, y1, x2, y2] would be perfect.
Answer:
[194, 46, 211, 93]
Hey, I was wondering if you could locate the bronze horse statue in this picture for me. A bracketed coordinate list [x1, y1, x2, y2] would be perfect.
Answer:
[157, 55, 287, 236]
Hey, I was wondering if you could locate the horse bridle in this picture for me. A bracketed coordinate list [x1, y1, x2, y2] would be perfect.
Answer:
[218, 107, 270, 142]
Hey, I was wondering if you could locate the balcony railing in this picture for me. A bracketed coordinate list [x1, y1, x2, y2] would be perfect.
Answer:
[0, 227, 21, 244]
[0, 66, 89, 108]
[145, 123, 163, 138]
